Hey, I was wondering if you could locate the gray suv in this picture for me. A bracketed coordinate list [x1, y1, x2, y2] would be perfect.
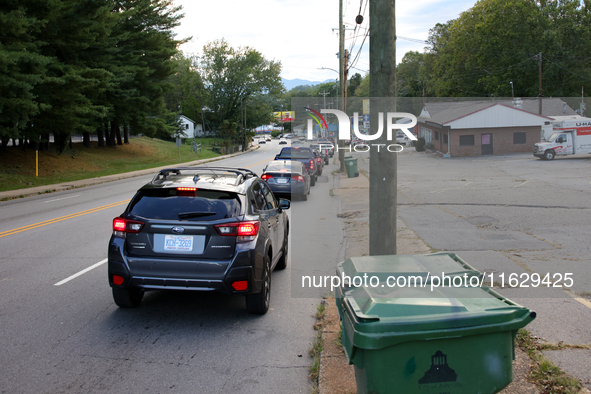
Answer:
[108, 167, 290, 314]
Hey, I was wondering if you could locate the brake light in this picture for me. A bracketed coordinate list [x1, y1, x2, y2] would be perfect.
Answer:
[177, 187, 197, 197]
[291, 175, 305, 183]
[316, 157, 321, 163]
[309, 159, 315, 170]
[112, 275, 125, 286]
[261, 174, 272, 181]
[113, 217, 144, 237]
[215, 221, 260, 242]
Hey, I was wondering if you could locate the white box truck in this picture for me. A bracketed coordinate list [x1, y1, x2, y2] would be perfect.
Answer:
[533, 118, 591, 160]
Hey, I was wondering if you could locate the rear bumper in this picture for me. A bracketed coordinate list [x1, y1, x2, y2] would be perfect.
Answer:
[269, 182, 306, 197]
[108, 237, 262, 294]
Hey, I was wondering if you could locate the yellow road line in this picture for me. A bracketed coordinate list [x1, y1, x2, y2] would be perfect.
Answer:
[0, 200, 130, 238]
[564, 289, 591, 310]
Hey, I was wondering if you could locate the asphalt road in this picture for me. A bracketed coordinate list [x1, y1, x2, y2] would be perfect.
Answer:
[0, 140, 343, 393]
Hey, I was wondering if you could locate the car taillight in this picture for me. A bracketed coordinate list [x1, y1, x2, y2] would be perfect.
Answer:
[316, 157, 321, 163]
[231, 281, 248, 291]
[261, 174, 272, 181]
[113, 217, 144, 238]
[177, 187, 197, 197]
[309, 159, 315, 169]
[215, 221, 260, 242]
[291, 175, 305, 183]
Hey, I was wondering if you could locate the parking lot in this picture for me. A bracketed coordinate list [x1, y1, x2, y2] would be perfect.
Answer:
[339, 147, 591, 388]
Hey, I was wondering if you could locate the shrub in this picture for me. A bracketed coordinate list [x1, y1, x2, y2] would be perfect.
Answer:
[424, 143, 435, 150]
[414, 137, 426, 152]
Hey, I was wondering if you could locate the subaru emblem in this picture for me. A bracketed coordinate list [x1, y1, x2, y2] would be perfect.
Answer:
[172, 227, 184, 234]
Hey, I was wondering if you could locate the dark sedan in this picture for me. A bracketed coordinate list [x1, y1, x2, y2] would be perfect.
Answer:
[261, 160, 310, 201]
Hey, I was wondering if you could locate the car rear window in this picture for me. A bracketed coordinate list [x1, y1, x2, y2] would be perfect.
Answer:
[291, 148, 312, 158]
[128, 189, 242, 221]
[266, 162, 293, 172]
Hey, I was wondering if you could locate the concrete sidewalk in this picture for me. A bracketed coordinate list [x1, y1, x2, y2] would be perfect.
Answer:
[320, 169, 547, 394]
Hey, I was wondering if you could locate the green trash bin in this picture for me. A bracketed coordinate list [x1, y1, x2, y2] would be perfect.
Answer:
[341, 285, 536, 394]
[335, 253, 482, 319]
[344, 156, 359, 178]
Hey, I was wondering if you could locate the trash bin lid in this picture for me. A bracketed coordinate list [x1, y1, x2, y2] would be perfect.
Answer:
[336, 253, 481, 288]
[342, 285, 536, 350]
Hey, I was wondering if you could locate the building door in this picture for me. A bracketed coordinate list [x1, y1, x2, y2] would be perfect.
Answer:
[481, 133, 493, 155]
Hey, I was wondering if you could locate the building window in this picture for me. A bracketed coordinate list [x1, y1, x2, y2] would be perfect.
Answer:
[186, 124, 190, 129]
[513, 132, 526, 144]
[459, 135, 475, 146]
[434, 131, 439, 140]
[443, 134, 448, 144]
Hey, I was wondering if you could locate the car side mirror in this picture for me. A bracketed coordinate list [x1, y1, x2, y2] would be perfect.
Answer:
[278, 198, 290, 210]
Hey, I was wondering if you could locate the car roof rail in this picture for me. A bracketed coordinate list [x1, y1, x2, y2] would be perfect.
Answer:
[151, 167, 258, 185]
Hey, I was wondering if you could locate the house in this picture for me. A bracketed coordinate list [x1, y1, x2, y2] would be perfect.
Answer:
[177, 115, 203, 139]
[417, 98, 576, 157]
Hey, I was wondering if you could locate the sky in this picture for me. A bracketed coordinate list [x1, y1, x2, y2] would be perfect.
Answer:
[172, 0, 478, 83]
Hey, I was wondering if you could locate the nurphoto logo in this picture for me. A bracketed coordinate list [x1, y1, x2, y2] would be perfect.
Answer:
[305, 107, 418, 153]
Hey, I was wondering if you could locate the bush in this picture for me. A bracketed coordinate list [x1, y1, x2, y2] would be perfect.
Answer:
[414, 137, 426, 152]
[424, 142, 435, 150]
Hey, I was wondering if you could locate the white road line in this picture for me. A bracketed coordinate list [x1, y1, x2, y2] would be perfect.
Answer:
[54, 258, 107, 286]
[513, 180, 532, 188]
[44, 195, 80, 203]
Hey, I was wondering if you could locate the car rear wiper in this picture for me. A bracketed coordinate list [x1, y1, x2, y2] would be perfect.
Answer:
[178, 211, 217, 219]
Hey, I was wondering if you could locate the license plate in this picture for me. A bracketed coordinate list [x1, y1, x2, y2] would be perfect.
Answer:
[164, 235, 193, 251]
[277, 178, 289, 184]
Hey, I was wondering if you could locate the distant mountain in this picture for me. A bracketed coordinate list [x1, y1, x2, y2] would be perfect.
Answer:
[282, 78, 334, 91]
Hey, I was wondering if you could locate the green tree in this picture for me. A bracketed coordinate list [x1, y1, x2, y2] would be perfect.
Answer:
[29, 0, 116, 153]
[354, 73, 369, 97]
[396, 51, 427, 97]
[347, 73, 362, 97]
[0, 0, 52, 151]
[106, 0, 185, 143]
[199, 39, 283, 134]
[424, 0, 591, 97]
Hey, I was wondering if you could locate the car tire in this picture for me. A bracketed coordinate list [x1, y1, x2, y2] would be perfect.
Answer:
[246, 255, 271, 314]
[301, 192, 308, 201]
[112, 287, 144, 308]
[275, 227, 289, 270]
[310, 175, 316, 186]
[325, 158, 329, 165]
[544, 150, 556, 160]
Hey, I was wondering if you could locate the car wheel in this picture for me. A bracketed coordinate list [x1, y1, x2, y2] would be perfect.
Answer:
[325, 158, 329, 165]
[301, 192, 308, 201]
[275, 227, 289, 270]
[544, 150, 555, 160]
[112, 287, 144, 308]
[310, 175, 316, 186]
[246, 255, 271, 314]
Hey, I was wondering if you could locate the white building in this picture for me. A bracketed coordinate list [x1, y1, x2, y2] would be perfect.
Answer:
[177, 115, 203, 139]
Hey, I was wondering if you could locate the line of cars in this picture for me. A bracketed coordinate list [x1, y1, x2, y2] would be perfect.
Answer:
[106, 138, 332, 313]
[260, 138, 335, 201]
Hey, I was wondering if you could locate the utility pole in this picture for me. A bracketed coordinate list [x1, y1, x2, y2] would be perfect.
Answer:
[538, 52, 542, 115]
[339, 0, 346, 172]
[369, 0, 397, 256]
[319, 91, 329, 137]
